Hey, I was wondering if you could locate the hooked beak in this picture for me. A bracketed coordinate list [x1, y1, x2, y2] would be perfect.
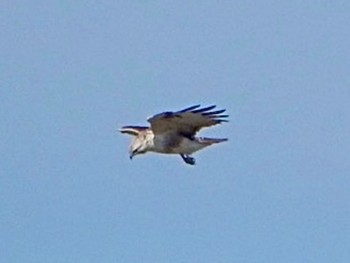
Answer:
[129, 150, 137, 160]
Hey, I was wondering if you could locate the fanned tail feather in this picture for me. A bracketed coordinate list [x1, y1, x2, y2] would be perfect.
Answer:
[198, 137, 228, 145]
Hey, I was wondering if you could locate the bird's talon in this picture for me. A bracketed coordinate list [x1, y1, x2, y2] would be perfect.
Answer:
[185, 156, 196, 165]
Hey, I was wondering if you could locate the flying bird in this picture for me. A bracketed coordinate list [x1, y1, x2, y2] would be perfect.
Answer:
[119, 104, 228, 165]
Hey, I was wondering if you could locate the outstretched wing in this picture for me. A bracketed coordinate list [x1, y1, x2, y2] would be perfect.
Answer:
[147, 105, 228, 137]
[119, 125, 149, 136]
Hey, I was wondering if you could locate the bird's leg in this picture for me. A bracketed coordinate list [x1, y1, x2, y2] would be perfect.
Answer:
[180, 154, 196, 165]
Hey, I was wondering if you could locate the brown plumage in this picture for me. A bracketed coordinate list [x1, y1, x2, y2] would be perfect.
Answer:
[119, 105, 228, 165]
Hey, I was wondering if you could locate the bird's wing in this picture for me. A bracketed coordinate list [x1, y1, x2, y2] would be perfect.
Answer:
[147, 105, 228, 137]
[119, 125, 149, 136]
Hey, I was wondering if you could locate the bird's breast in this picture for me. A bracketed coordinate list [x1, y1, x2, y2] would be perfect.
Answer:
[152, 134, 180, 154]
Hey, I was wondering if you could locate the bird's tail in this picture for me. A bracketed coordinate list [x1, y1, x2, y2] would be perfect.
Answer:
[197, 137, 228, 145]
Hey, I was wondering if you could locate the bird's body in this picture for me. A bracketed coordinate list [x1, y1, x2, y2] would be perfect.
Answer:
[120, 105, 228, 165]
[151, 133, 227, 154]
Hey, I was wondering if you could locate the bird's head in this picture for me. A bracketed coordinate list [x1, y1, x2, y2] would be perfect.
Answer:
[129, 136, 149, 159]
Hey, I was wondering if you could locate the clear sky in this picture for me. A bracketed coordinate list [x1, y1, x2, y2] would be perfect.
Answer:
[1, 1, 350, 262]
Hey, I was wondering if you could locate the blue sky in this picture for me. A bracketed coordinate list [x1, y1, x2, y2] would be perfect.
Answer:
[1, 1, 350, 262]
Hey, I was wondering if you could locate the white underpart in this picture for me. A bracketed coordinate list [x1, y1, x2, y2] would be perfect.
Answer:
[171, 137, 208, 154]
[150, 133, 208, 155]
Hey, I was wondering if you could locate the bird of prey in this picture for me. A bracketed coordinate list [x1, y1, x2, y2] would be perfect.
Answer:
[119, 104, 228, 165]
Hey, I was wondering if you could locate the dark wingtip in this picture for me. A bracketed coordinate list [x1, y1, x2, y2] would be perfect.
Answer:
[192, 105, 216, 113]
[178, 104, 229, 123]
[218, 119, 229, 123]
[202, 109, 226, 116]
[121, 125, 149, 130]
[179, 104, 201, 113]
